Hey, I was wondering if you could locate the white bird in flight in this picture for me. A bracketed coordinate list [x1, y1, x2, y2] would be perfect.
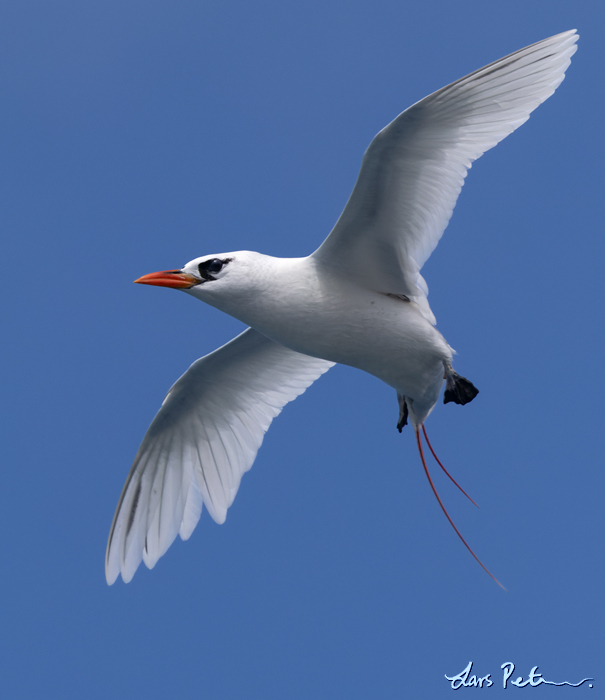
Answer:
[106, 30, 578, 585]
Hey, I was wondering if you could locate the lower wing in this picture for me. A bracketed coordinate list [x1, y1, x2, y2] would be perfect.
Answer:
[105, 328, 334, 584]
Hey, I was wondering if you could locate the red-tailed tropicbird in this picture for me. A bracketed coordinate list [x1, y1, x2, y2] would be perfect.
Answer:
[106, 30, 578, 585]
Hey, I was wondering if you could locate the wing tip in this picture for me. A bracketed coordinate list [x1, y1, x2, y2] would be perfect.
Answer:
[104, 553, 121, 585]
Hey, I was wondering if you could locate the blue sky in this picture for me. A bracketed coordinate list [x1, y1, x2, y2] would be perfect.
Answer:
[1, 0, 603, 697]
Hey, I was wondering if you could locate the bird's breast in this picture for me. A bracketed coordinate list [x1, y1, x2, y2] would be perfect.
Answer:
[219, 273, 452, 402]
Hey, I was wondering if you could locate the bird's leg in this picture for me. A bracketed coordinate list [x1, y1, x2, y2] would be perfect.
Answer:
[443, 361, 479, 405]
[397, 394, 408, 432]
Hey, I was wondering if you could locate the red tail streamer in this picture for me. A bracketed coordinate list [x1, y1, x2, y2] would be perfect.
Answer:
[415, 428, 506, 590]
[422, 425, 478, 508]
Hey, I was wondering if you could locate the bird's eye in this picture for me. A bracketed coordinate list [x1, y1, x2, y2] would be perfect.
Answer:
[198, 258, 224, 275]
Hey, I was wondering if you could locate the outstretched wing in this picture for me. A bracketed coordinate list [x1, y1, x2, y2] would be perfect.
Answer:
[106, 328, 334, 584]
[313, 30, 578, 324]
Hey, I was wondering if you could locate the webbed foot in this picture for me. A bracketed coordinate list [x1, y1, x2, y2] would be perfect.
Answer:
[443, 364, 479, 405]
[397, 394, 408, 432]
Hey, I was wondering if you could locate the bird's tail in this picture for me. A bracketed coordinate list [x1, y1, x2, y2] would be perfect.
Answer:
[415, 426, 505, 590]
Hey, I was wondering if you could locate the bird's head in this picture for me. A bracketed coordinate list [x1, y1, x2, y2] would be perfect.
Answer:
[135, 253, 236, 289]
[133, 250, 278, 311]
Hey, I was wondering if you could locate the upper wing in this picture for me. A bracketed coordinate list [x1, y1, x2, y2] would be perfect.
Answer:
[106, 328, 334, 584]
[313, 30, 578, 324]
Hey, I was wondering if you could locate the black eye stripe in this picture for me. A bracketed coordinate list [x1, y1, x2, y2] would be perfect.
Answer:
[199, 258, 223, 273]
[197, 257, 233, 281]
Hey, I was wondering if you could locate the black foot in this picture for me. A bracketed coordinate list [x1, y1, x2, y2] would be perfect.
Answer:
[444, 370, 479, 405]
[397, 394, 408, 432]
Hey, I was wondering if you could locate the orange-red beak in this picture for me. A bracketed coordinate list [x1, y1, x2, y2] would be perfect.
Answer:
[134, 269, 200, 289]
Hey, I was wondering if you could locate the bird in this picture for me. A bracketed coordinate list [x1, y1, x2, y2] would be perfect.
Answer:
[106, 30, 578, 585]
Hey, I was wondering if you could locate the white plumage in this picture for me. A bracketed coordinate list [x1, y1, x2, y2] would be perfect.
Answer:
[106, 30, 578, 585]
[106, 329, 333, 582]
